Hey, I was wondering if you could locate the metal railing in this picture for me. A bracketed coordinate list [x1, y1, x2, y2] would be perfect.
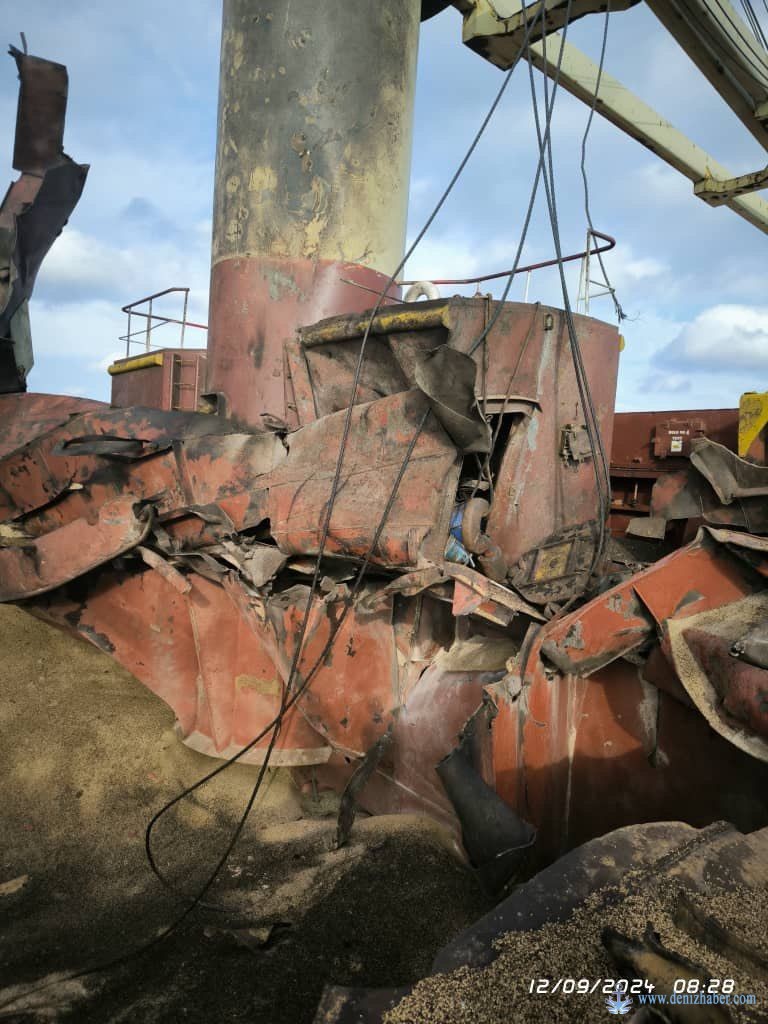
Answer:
[119, 287, 208, 357]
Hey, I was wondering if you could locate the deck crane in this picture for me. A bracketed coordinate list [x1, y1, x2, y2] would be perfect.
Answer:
[452, 0, 768, 231]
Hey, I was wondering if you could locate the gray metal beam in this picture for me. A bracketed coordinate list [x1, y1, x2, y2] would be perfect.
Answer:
[645, 0, 768, 151]
[525, 33, 768, 233]
[452, 1, 768, 233]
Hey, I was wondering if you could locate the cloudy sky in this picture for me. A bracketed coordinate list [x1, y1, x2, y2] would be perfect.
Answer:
[2, 2, 767, 411]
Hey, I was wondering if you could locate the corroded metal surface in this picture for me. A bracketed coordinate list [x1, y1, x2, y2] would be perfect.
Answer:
[207, 257, 397, 429]
[0, 393, 106, 458]
[0, 496, 152, 600]
[6, 290, 768, 877]
[110, 348, 208, 413]
[0, 48, 88, 393]
[207, 0, 420, 428]
[2, 19, 766, 891]
[609, 407, 739, 537]
[494, 528, 768, 861]
[297, 297, 621, 602]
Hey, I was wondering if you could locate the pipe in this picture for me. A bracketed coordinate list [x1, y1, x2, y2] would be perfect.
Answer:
[207, 0, 421, 429]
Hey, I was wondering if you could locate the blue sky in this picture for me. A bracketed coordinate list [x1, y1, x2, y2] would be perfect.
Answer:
[2, 2, 767, 411]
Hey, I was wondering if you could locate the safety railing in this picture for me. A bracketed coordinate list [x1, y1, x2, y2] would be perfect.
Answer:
[340, 231, 616, 305]
[119, 287, 208, 357]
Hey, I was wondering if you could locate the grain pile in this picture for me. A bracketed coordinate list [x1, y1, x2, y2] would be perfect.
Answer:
[385, 881, 768, 1023]
[0, 605, 491, 1023]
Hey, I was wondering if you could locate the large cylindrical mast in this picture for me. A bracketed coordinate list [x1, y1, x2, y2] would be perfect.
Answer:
[207, 0, 421, 429]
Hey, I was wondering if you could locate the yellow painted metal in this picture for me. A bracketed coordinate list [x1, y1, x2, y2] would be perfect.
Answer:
[300, 302, 450, 348]
[107, 353, 164, 376]
[738, 391, 768, 457]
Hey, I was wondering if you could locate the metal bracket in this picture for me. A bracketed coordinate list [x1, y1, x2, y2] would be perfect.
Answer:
[694, 165, 768, 204]
[453, 3, 768, 235]
[454, 0, 640, 65]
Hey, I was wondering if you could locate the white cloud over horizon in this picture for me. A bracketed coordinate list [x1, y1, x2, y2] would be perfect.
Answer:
[656, 304, 768, 373]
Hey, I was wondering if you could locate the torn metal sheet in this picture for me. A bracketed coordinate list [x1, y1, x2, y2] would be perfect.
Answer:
[412, 346, 490, 452]
[732, 618, 768, 669]
[690, 435, 768, 504]
[298, 646, 509, 843]
[265, 390, 460, 567]
[493, 528, 768, 859]
[0, 393, 106, 458]
[0, 48, 88, 393]
[30, 568, 332, 766]
[356, 566, 447, 614]
[0, 496, 151, 600]
[136, 545, 191, 594]
[626, 515, 667, 540]
[437, 700, 536, 894]
[335, 724, 394, 849]
[443, 562, 545, 623]
[300, 298, 620, 603]
[667, 592, 768, 761]
[214, 540, 287, 588]
[649, 465, 768, 534]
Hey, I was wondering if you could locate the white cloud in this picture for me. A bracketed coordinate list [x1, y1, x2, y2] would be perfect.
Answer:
[30, 298, 120, 362]
[632, 163, 689, 205]
[5, 0, 768, 417]
[40, 230, 146, 298]
[607, 250, 666, 287]
[656, 304, 768, 372]
[36, 228, 210, 327]
[640, 371, 691, 395]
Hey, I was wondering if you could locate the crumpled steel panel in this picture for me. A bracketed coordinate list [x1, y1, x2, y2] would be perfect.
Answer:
[0, 495, 152, 600]
[266, 390, 460, 566]
[299, 298, 620, 602]
[494, 527, 768, 860]
[0, 48, 88, 392]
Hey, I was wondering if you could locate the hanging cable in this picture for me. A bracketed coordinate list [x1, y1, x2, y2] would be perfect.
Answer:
[669, 0, 768, 87]
[712, 0, 768, 67]
[466, 1, 575, 499]
[740, 0, 768, 49]
[143, 0, 548, 904]
[699, 0, 768, 83]
[580, 3, 625, 322]
[466, 0, 575, 360]
[528, 23, 611, 597]
[0, 6, 552, 1015]
[0, 411, 431, 1020]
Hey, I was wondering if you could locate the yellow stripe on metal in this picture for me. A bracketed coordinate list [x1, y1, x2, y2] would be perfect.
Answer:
[738, 391, 768, 457]
[107, 353, 164, 376]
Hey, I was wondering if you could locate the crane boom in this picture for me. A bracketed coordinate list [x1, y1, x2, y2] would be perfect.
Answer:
[453, 0, 768, 233]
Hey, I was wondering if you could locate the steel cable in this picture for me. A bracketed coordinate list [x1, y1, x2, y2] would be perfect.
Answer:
[0, 3, 551, 1012]
[696, 0, 768, 86]
[466, 1, 575, 358]
[740, 0, 768, 49]
[580, 3, 625, 322]
[142, 0, 548, 907]
[527, 24, 611, 599]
